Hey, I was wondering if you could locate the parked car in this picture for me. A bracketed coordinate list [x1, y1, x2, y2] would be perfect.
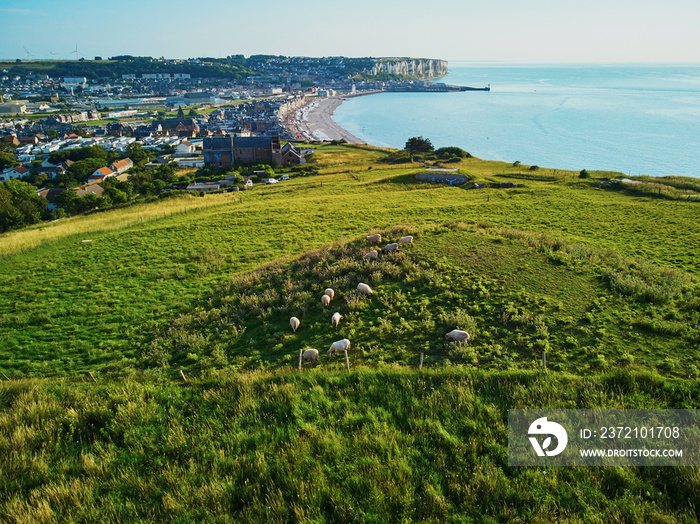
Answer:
[280, 174, 289, 180]
[265, 178, 278, 184]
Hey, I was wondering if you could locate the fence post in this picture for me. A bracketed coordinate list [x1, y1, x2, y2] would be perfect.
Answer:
[542, 351, 547, 372]
[419, 353, 424, 369]
[298, 348, 303, 371]
[87, 371, 97, 383]
[344, 349, 350, 373]
[0, 372, 9, 381]
[179, 369, 187, 383]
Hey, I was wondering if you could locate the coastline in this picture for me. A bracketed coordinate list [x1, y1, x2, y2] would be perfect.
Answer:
[287, 93, 382, 144]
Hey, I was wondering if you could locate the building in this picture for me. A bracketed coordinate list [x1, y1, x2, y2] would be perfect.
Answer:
[88, 167, 116, 183]
[109, 158, 134, 174]
[0, 166, 29, 181]
[203, 135, 284, 167]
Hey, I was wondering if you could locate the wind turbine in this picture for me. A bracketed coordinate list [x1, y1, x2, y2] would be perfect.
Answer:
[23, 46, 34, 60]
[48, 50, 59, 60]
[72, 44, 85, 60]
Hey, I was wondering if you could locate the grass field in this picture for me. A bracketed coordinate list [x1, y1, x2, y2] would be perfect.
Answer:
[1, 144, 699, 521]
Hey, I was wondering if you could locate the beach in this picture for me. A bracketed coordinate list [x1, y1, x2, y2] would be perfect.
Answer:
[287, 96, 372, 144]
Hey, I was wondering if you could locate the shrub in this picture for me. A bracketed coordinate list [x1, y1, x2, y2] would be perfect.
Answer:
[579, 169, 590, 178]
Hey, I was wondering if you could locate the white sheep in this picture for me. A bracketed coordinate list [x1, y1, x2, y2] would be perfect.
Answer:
[383, 243, 399, 252]
[324, 288, 335, 301]
[398, 235, 413, 244]
[290, 316, 300, 333]
[302, 348, 319, 362]
[366, 233, 381, 244]
[362, 250, 378, 261]
[445, 329, 470, 345]
[331, 312, 343, 328]
[357, 282, 374, 296]
[327, 338, 350, 357]
[321, 294, 331, 307]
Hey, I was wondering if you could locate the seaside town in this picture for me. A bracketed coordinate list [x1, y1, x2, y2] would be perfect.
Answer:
[0, 56, 455, 223]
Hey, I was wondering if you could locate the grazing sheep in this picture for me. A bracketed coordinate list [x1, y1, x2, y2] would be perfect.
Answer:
[383, 243, 399, 252]
[302, 348, 319, 362]
[357, 282, 374, 296]
[327, 338, 351, 357]
[324, 288, 335, 301]
[321, 294, 331, 307]
[398, 235, 413, 244]
[445, 329, 471, 345]
[331, 312, 343, 328]
[366, 233, 381, 244]
[362, 250, 378, 261]
[290, 316, 300, 333]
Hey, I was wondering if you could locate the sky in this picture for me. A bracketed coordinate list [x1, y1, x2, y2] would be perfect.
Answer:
[2, 0, 700, 63]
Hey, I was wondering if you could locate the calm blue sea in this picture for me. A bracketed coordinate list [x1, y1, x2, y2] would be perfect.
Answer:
[333, 63, 700, 177]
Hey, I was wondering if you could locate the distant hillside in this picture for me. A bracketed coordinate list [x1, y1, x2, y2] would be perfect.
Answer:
[0, 57, 252, 80]
[1, 55, 447, 81]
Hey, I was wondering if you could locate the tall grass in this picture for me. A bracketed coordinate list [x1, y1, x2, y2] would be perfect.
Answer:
[0, 369, 698, 522]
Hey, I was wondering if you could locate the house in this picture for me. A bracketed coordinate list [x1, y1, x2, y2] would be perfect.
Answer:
[175, 140, 196, 155]
[88, 166, 116, 183]
[109, 158, 133, 174]
[0, 166, 29, 181]
[37, 187, 66, 211]
[73, 183, 104, 197]
[280, 142, 305, 165]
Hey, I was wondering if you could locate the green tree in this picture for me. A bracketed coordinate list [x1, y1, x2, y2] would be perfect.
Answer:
[0, 151, 19, 170]
[67, 158, 108, 183]
[0, 179, 45, 231]
[126, 142, 148, 165]
[404, 136, 434, 154]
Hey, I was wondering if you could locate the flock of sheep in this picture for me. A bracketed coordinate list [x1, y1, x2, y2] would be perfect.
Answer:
[293, 233, 471, 367]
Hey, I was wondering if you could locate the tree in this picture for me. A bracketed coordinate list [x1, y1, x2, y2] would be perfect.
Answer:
[404, 136, 434, 154]
[0, 179, 45, 231]
[126, 142, 148, 165]
[0, 152, 19, 170]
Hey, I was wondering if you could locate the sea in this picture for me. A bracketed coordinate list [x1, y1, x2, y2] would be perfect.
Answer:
[332, 63, 700, 178]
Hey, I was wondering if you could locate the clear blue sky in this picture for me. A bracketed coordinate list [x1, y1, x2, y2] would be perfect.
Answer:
[2, 0, 699, 63]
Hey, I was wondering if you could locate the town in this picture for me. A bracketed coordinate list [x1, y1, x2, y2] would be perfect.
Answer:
[0, 55, 447, 229]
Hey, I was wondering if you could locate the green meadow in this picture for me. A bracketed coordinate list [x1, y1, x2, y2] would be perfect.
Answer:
[1, 144, 699, 521]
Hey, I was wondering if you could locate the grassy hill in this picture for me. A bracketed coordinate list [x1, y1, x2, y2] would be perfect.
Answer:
[1, 144, 699, 521]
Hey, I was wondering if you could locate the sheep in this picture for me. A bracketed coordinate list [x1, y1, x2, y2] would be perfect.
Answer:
[445, 329, 470, 345]
[398, 235, 413, 244]
[302, 348, 319, 362]
[383, 243, 399, 252]
[366, 233, 381, 244]
[327, 338, 350, 357]
[331, 312, 343, 328]
[321, 294, 331, 307]
[290, 316, 300, 333]
[362, 250, 378, 261]
[357, 282, 373, 296]
[324, 288, 335, 301]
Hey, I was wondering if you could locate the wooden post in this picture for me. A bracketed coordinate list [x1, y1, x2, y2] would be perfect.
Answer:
[179, 369, 187, 383]
[87, 371, 97, 383]
[419, 353, 424, 369]
[542, 351, 547, 372]
[344, 349, 350, 373]
[0, 372, 9, 381]
[298, 348, 303, 371]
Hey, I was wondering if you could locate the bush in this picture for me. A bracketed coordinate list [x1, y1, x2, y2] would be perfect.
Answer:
[579, 169, 590, 178]
[382, 150, 412, 164]
[435, 146, 471, 159]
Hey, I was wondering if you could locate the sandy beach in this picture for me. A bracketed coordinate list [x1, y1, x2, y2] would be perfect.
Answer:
[289, 96, 373, 144]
